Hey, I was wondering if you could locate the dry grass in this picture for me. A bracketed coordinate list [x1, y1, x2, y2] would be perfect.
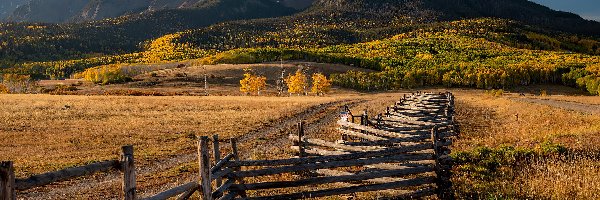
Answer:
[454, 90, 600, 151]
[516, 156, 600, 199]
[453, 89, 600, 199]
[0, 94, 337, 177]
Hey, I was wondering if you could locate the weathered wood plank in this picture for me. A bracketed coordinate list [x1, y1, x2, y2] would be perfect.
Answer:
[14, 160, 119, 191]
[231, 153, 434, 178]
[338, 121, 429, 137]
[290, 146, 347, 156]
[247, 177, 435, 200]
[121, 145, 136, 200]
[230, 143, 432, 167]
[176, 184, 199, 200]
[229, 138, 247, 198]
[213, 135, 222, 187]
[314, 169, 406, 184]
[289, 135, 383, 152]
[340, 138, 430, 148]
[211, 154, 234, 174]
[212, 179, 235, 199]
[142, 182, 199, 200]
[199, 136, 212, 200]
[212, 168, 234, 181]
[239, 166, 433, 191]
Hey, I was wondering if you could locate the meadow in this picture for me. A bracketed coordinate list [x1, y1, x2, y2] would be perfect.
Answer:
[0, 95, 337, 178]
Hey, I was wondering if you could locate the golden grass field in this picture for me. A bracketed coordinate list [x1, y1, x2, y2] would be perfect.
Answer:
[452, 90, 600, 199]
[3, 63, 600, 200]
[0, 94, 338, 177]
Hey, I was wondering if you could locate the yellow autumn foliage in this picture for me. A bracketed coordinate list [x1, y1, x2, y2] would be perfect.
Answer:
[286, 70, 307, 95]
[311, 73, 331, 95]
[239, 70, 267, 95]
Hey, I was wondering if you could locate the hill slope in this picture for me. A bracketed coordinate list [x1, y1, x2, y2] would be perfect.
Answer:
[0, 0, 297, 63]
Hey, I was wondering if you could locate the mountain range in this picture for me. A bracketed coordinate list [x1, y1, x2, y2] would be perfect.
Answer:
[0, 0, 310, 23]
[1, 0, 599, 68]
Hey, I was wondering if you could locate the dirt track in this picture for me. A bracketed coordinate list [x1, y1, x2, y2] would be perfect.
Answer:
[510, 97, 600, 115]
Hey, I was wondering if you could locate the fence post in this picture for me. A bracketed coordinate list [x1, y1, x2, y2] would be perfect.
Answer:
[1, 161, 15, 200]
[121, 146, 136, 200]
[298, 122, 305, 157]
[198, 136, 212, 200]
[212, 135, 222, 187]
[432, 126, 454, 199]
[230, 138, 247, 198]
[362, 110, 368, 126]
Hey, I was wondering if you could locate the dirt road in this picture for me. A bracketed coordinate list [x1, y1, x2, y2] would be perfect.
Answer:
[510, 97, 600, 115]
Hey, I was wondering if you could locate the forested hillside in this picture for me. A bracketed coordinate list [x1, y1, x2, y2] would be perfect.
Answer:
[0, 0, 297, 64]
[1, 0, 600, 94]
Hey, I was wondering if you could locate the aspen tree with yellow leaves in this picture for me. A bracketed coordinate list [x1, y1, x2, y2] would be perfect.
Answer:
[240, 69, 267, 95]
[286, 69, 308, 95]
[311, 73, 331, 95]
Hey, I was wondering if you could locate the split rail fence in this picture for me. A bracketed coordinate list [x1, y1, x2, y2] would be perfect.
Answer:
[1, 92, 457, 200]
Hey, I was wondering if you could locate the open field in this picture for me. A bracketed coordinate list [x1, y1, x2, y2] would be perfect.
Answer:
[0, 94, 339, 178]
[4, 71, 600, 199]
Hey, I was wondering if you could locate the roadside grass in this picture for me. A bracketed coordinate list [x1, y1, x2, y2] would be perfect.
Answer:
[453, 90, 600, 199]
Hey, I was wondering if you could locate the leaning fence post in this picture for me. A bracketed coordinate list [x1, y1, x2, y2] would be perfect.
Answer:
[230, 138, 247, 198]
[121, 146, 136, 200]
[212, 135, 222, 187]
[198, 136, 212, 200]
[1, 161, 15, 200]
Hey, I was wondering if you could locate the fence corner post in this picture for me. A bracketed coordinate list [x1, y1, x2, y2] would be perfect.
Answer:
[1, 161, 16, 200]
[198, 136, 212, 200]
[121, 145, 136, 200]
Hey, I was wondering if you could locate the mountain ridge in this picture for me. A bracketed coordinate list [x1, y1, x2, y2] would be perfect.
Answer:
[4, 0, 307, 23]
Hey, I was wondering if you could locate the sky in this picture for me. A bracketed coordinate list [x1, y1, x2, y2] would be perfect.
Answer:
[530, 0, 600, 21]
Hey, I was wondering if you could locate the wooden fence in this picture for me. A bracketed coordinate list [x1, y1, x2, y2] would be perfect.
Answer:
[199, 91, 457, 199]
[1, 146, 136, 200]
[1, 91, 457, 200]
